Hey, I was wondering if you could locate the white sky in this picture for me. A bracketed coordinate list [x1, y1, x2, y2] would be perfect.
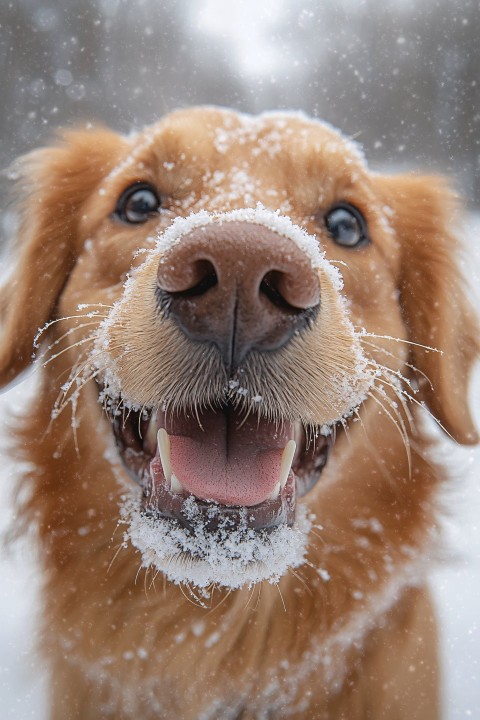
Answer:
[193, 0, 290, 77]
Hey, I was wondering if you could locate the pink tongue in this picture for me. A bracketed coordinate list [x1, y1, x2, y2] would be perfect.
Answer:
[163, 408, 292, 507]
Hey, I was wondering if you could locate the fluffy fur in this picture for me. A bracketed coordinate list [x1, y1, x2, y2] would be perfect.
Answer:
[1, 107, 478, 719]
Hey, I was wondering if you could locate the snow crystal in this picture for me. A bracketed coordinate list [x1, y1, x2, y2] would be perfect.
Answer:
[351, 517, 384, 534]
[205, 631, 221, 648]
[121, 489, 312, 590]
[191, 621, 205, 637]
[317, 567, 331, 582]
[54, 69, 73, 87]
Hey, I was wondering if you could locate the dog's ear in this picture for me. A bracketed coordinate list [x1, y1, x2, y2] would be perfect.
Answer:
[376, 174, 479, 445]
[0, 128, 122, 388]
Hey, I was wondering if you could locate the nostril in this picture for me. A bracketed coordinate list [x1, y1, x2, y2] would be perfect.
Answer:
[157, 257, 218, 296]
[260, 271, 297, 311]
[260, 270, 320, 311]
[177, 260, 218, 297]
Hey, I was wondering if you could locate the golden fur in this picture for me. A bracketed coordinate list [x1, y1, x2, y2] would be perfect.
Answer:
[1, 107, 478, 719]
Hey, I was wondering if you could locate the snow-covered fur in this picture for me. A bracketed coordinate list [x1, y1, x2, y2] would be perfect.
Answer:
[0, 107, 478, 719]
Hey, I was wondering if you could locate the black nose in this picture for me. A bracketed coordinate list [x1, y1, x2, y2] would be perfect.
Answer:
[156, 221, 320, 369]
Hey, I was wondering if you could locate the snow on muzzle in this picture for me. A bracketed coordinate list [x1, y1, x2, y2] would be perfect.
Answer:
[96, 207, 373, 588]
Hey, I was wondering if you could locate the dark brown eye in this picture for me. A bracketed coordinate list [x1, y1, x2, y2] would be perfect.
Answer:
[325, 204, 369, 248]
[115, 183, 161, 224]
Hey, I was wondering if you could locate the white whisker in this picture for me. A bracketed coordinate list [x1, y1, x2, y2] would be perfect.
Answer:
[360, 338, 434, 390]
[356, 329, 442, 354]
[33, 312, 109, 348]
[370, 372, 415, 432]
[39, 334, 97, 370]
[367, 389, 412, 477]
[35, 321, 104, 364]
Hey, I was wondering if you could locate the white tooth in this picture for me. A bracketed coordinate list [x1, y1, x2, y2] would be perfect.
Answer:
[170, 473, 184, 494]
[157, 428, 172, 481]
[279, 439, 296, 489]
[157, 429, 183, 494]
[269, 482, 281, 501]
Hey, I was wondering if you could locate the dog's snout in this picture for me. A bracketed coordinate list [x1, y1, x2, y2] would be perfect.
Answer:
[156, 221, 320, 368]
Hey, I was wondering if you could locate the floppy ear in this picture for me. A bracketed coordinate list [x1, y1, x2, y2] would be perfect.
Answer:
[0, 128, 122, 388]
[377, 174, 479, 445]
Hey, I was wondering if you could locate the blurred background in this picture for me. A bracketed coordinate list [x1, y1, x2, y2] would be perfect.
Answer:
[0, 0, 479, 718]
[1, 0, 479, 204]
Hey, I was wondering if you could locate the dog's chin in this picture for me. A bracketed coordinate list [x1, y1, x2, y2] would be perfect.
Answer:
[110, 401, 334, 589]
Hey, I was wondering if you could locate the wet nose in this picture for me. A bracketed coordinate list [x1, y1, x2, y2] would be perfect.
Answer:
[156, 221, 320, 369]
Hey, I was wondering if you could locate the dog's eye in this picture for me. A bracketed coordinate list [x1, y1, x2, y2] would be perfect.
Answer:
[115, 183, 161, 224]
[325, 204, 369, 248]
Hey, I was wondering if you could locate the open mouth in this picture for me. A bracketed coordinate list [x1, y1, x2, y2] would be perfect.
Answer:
[111, 401, 333, 534]
[110, 399, 334, 589]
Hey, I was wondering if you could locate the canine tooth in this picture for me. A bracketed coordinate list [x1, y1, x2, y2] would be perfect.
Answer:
[157, 428, 172, 481]
[170, 474, 184, 494]
[269, 482, 281, 501]
[279, 439, 296, 489]
[157, 429, 183, 493]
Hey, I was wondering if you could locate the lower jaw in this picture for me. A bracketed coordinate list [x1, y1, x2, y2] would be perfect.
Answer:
[121, 488, 314, 591]
[142, 466, 296, 533]
[113, 412, 333, 589]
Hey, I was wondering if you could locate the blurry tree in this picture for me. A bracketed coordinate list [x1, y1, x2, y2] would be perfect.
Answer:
[0, 0, 245, 163]
[1, 0, 106, 156]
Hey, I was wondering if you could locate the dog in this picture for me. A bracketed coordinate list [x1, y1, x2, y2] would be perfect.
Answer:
[0, 107, 478, 719]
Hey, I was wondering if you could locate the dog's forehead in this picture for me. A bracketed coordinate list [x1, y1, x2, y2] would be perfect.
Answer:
[96, 107, 373, 217]
[123, 107, 367, 174]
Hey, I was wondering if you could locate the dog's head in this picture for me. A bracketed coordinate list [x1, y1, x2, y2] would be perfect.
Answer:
[1, 107, 477, 590]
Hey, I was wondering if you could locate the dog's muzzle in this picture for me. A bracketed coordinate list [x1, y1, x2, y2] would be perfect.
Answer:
[109, 220, 334, 533]
[94, 207, 372, 585]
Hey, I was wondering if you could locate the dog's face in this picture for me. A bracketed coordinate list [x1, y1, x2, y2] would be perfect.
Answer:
[1, 107, 477, 592]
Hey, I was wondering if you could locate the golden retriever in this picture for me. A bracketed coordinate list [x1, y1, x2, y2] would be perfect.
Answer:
[1, 107, 478, 719]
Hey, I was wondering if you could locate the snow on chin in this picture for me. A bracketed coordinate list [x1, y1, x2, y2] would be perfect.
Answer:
[121, 491, 312, 590]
